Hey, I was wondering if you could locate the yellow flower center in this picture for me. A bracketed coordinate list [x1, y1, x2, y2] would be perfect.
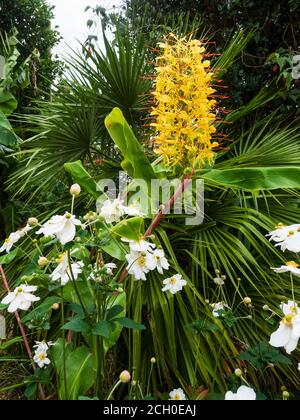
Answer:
[137, 257, 146, 267]
[169, 277, 176, 285]
[288, 231, 295, 237]
[286, 261, 299, 268]
[39, 353, 46, 361]
[282, 314, 295, 327]
[173, 394, 181, 400]
[56, 252, 66, 264]
[65, 213, 72, 219]
[16, 288, 23, 294]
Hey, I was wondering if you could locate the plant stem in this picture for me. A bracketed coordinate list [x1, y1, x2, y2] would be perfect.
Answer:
[107, 380, 121, 400]
[118, 172, 194, 283]
[60, 287, 68, 400]
[67, 250, 89, 320]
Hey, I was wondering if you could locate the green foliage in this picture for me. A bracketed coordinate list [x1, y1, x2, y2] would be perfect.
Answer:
[240, 342, 292, 369]
[0, 0, 61, 112]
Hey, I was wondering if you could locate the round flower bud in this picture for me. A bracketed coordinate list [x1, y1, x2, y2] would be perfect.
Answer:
[281, 386, 287, 392]
[28, 217, 38, 226]
[132, 380, 137, 386]
[52, 303, 60, 310]
[119, 370, 131, 383]
[215, 269, 220, 275]
[38, 256, 49, 268]
[263, 305, 270, 311]
[150, 357, 156, 364]
[70, 184, 81, 196]
[243, 297, 252, 305]
[234, 368, 243, 377]
[282, 391, 290, 399]
[205, 299, 210, 304]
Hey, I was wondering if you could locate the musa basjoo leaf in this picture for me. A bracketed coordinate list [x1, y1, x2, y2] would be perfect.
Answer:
[105, 107, 156, 186]
[200, 167, 300, 191]
[52, 339, 96, 400]
[0, 109, 19, 147]
[64, 160, 99, 199]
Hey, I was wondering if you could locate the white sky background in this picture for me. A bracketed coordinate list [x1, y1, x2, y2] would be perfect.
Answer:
[48, 0, 124, 59]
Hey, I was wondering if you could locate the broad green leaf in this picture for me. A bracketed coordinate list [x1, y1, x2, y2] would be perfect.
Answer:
[64, 160, 99, 199]
[52, 339, 96, 400]
[92, 320, 111, 338]
[62, 317, 91, 334]
[105, 107, 156, 186]
[106, 305, 124, 321]
[111, 217, 144, 241]
[0, 248, 18, 265]
[0, 336, 23, 350]
[21, 296, 62, 323]
[103, 291, 126, 353]
[201, 167, 300, 190]
[116, 317, 146, 331]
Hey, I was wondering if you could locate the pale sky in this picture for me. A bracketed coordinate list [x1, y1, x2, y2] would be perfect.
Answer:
[48, 0, 124, 58]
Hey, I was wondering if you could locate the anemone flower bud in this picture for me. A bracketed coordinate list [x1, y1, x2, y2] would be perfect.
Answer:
[38, 256, 49, 268]
[234, 368, 243, 377]
[28, 217, 38, 226]
[52, 303, 60, 310]
[119, 370, 131, 383]
[243, 297, 252, 305]
[150, 357, 156, 364]
[70, 184, 81, 197]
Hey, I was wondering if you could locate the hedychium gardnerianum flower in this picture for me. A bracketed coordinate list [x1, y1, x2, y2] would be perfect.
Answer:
[150, 33, 219, 170]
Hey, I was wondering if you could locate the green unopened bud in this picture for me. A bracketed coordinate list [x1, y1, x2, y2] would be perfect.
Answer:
[282, 391, 290, 399]
[263, 305, 270, 311]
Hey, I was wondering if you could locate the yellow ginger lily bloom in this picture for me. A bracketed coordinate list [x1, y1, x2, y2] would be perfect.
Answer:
[151, 34, 218, 168]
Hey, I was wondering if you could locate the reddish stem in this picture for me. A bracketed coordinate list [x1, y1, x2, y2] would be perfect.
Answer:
[118, 172, 194, 284]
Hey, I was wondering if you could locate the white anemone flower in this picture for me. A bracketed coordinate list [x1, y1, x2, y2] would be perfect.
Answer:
[169, 388, 187, 400]
[33, 342, 52, 368]
[272, 261, 300, 276]
[149, 249, 170, 274]
[267, 224, 300, 243]
[211, 302, 229, 318]
[50, 253, 83, 286]
[0, 231, 21, 254]
[89, 262, 117, 282]
[99, 198, 126, 224]
[122, 238, 156, 253]
[123, 202, 144, 217]
[126, 251, 155, 281]
[1, 285, 40, 313]
[36, 213, 81, 245]
[225, 386, 256, 400]
[162, 274, 187, 295]
[275, 233, 300, 253]
[269, 301, 300, 354]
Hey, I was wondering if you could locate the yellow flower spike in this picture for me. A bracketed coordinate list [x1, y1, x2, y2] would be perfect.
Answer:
[151, 34, 218, 169]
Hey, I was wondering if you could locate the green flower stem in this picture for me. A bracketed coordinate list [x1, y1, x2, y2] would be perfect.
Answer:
[107, 380, 122, 400]
[60, 287, 68, 400]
